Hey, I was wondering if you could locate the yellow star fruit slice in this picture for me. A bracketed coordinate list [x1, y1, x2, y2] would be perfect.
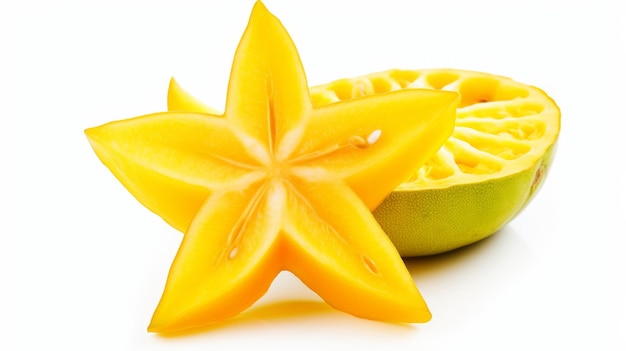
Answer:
[171, 69, 560, 257]
[85, 1, 458, 332]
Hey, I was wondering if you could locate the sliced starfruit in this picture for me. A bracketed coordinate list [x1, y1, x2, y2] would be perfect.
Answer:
[170, 69, 560, 256]
[85, 1, 458, 332]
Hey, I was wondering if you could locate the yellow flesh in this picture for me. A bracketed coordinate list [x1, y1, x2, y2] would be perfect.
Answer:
[171, 69, 559, 191]
[309, 69, 560, 189]
[168, 69, 560, 257]
[86, 2, 460, 332]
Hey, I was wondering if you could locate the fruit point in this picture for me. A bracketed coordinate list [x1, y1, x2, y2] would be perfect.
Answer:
[85, 1, 460, 332]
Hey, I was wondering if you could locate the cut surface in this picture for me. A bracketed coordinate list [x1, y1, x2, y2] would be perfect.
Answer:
[169, 69, 560, 256]
[309, 69, 559, 256]
[310, 69, 559, 190]
[170, 69, 559, 192]
[86, 2, 459, 332]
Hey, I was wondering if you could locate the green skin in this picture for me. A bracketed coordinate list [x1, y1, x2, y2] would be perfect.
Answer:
[374, 144, 557, 257]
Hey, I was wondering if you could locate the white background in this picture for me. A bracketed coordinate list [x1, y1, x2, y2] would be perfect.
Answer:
[2, 0, 625, 350]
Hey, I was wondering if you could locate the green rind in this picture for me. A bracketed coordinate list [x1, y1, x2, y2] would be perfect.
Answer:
[374, 144, 556, 257]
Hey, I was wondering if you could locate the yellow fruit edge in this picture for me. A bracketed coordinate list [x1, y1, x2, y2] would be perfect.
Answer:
[309, 69, 560, 256]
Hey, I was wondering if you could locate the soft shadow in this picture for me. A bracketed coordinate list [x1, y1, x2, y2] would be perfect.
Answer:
[404, 226, 532, 327]
[243, 299, 334, 320]
[156, 296, 420, 339]
[242, 299, 416, 333]
[156, 299, 415, 339]
[404, 225, 530, 279]
[156, 299, 333, 338]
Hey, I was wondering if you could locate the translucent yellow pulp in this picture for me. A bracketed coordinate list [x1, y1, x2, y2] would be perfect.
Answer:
[309, 69, 560, 190]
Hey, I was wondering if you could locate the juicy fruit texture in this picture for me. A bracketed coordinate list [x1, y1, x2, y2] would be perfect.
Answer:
[309, 69, 560, 256]
[169, 69, 560, 256]
[85, 2, 459, 332]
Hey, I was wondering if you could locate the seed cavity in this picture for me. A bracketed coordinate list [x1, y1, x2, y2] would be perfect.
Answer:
[362, 255, 379, 275]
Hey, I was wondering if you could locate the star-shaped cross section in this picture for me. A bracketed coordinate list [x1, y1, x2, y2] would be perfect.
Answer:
[85, 1, 458, 333]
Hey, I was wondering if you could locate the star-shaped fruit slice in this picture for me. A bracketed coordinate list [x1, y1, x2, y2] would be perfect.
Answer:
[85, 1, 458, 333]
